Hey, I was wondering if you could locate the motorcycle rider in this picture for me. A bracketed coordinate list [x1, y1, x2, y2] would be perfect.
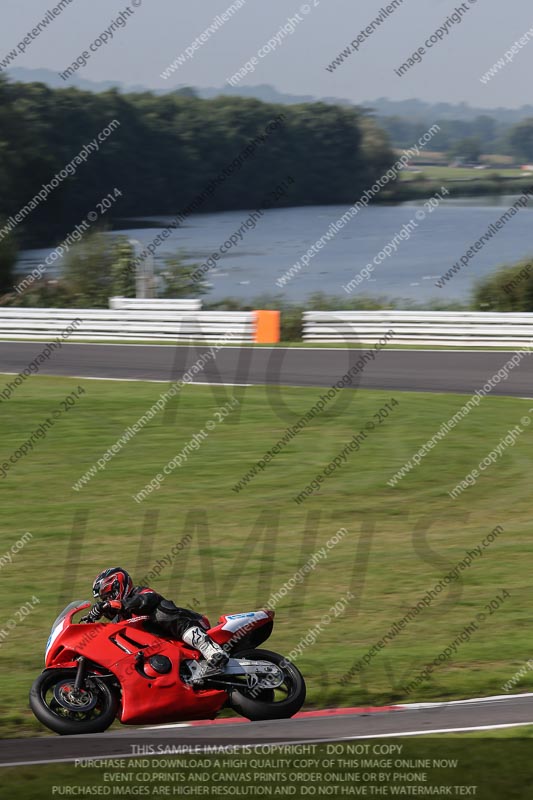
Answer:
[82, 567, 229, 674]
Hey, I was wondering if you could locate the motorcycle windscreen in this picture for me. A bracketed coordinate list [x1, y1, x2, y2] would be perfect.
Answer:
[45, 600, 88, 660]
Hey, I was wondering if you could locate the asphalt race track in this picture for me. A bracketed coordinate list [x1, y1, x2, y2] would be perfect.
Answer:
[0, 342, 532, 396]
[1, 695, 533, 767]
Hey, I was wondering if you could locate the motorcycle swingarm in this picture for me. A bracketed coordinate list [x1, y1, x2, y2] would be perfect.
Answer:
[188, 658, 283, 688]
[223, 658, 280, 676]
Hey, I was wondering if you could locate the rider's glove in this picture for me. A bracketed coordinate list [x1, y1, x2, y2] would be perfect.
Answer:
[81, 602, 105, 623]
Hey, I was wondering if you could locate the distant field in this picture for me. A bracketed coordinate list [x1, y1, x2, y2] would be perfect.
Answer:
[400, 165, 527, 182]
[1, 376, 533, 737]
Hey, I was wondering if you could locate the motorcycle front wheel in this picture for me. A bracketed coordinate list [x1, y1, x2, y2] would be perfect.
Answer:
[30, 668, 119, 735]
[228, 648, 306, 721]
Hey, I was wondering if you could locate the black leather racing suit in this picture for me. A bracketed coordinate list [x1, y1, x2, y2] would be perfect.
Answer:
[86, 585, 207, 639]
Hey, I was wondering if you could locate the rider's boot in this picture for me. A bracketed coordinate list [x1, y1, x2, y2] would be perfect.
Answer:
[182, 626, 229, 675]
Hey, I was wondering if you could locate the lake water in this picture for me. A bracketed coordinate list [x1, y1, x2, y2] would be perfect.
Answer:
[17, 195, 533, 304]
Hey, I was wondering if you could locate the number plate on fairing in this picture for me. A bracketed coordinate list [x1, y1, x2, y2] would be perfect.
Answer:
[222, 610, 268, 632]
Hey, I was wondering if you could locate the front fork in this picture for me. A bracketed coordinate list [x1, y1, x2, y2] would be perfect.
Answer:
[73, 656, 88, 694]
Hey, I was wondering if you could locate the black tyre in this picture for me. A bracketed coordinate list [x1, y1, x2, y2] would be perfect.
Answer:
[29, 669, 119, 735]
[228, 648, 306, 721]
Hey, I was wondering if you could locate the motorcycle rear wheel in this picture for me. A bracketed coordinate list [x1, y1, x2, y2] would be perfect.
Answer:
[30, 668, 118, 735]
[228, 648, 306, 721]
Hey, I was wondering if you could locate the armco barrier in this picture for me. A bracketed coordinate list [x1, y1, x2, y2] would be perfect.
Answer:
[0, 308, 280, 343]
[303, 311, 533, 347]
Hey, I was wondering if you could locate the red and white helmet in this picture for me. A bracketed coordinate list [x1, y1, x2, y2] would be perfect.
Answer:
[92, 567, 133, 602]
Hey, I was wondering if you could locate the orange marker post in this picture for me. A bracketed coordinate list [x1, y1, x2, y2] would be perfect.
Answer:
[254, 310, 280, 344]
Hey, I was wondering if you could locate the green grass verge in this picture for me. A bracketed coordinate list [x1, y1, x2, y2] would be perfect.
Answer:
[0, 338, 527, 352]
[4, 737, 533, 799]
[437, 726, 533, 738]
[1, 376, 533, 738]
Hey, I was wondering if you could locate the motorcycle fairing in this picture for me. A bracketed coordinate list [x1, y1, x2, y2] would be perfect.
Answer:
[44, 604, 228, 725]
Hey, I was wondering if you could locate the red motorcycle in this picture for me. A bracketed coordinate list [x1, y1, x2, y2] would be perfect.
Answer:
[29, 600, 306, 735]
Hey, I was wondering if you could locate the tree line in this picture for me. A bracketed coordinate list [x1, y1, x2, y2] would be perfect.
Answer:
[0, 76, 397, 293]
[380, 114, 533, 162]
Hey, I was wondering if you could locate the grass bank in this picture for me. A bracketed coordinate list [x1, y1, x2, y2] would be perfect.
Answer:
[1, 376, 532, 737]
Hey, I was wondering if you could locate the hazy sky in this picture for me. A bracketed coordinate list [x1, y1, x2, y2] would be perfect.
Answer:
[2, 0, 533, 107]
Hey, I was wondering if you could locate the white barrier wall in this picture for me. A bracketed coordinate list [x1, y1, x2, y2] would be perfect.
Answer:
[4, 307, 530, 347]
[0, 308, 255, 342]
[303, 311, 533, 347]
